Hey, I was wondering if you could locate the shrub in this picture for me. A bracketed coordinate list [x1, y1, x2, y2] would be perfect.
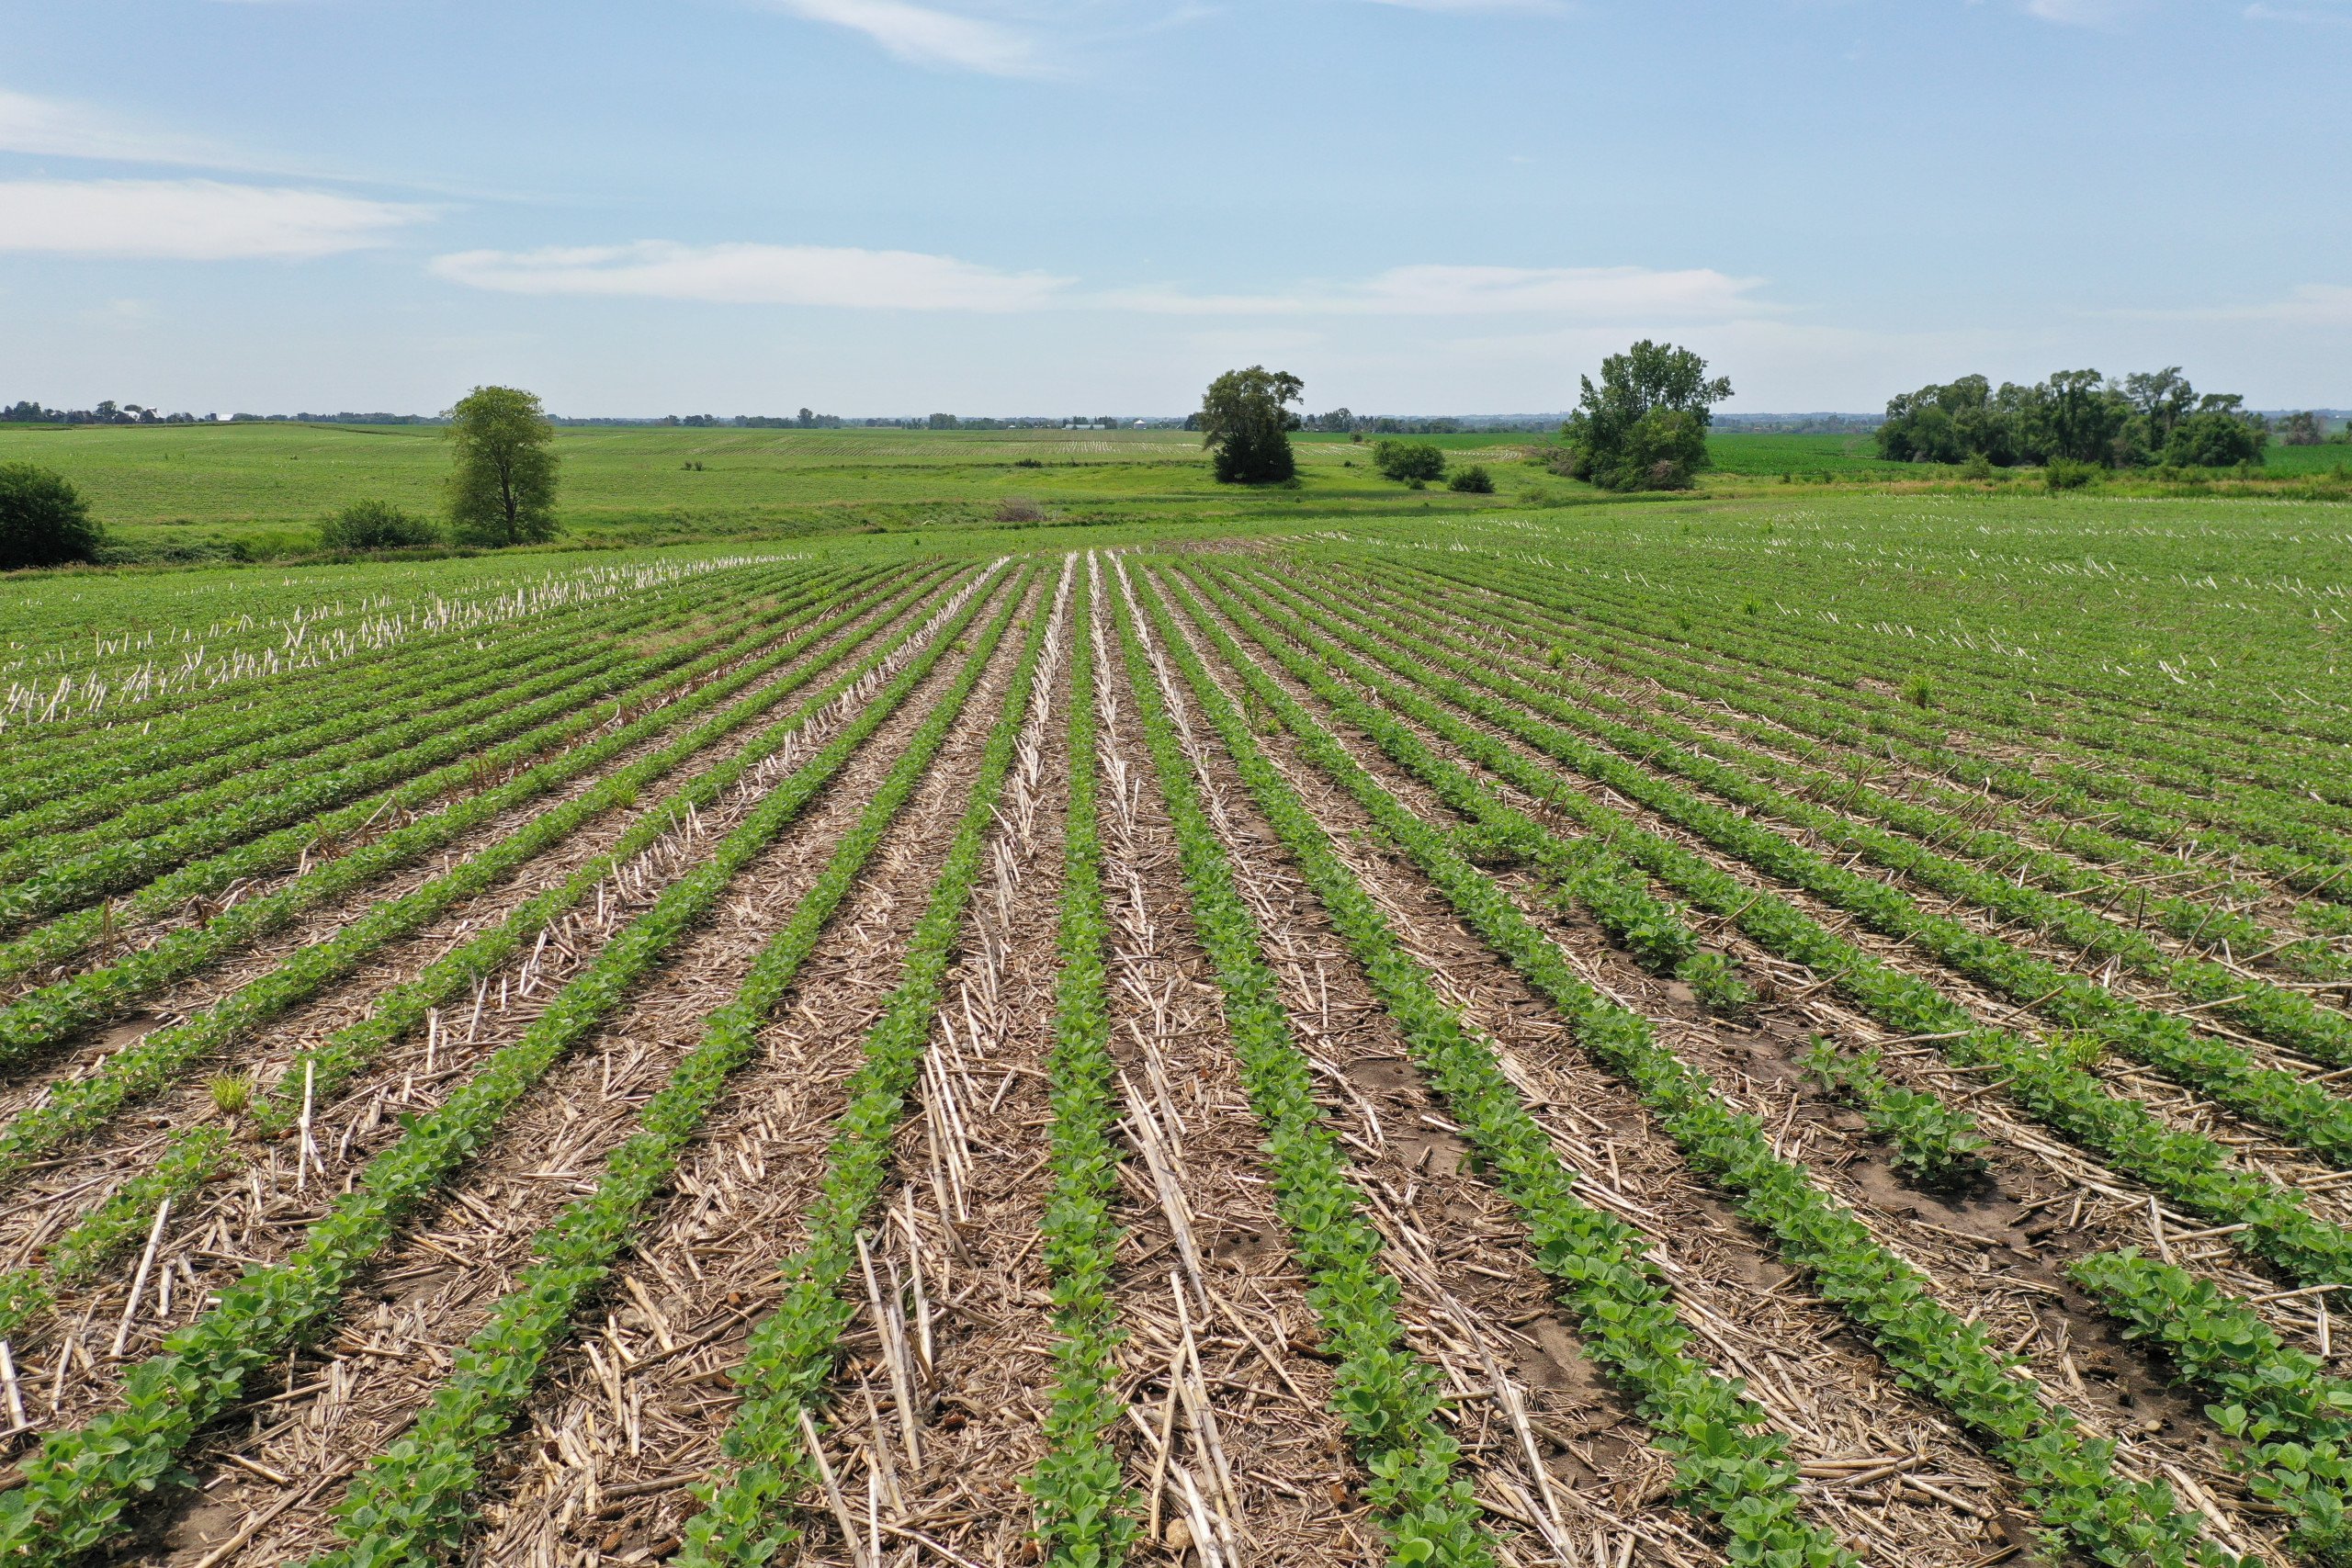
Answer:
[2163, 409, 2267, 468]
[319, 500, 436, 552]
[1445, 464, 1494, 493]
[2044, 457, 2099, 491]
[1372, 439, 1445, 483]
[0, 463, 102, 570]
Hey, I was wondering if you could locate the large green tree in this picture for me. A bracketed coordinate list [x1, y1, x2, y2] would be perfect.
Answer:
[446, 386, 560, 546]
[1198, 366, 1303, 484]
[1561, 340, 1732, 491]
[0, 463, 101, 570]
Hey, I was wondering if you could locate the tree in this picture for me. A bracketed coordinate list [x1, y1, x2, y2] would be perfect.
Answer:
[1561, 340, 1732, 491]
[0, 463, 102, 570]
[1198, 366, 1303, 484]
[1446, 464, 1495, 494]
[320, 499, 436, 552]
[1372, 439, 1446, 484]
[1877, 375, 2023, 466]
[2282, 411, 2324, 446]
[446, 386, 559, 547]
[2164, 400, 2267, 468]
[2121, 367, 2197, 450]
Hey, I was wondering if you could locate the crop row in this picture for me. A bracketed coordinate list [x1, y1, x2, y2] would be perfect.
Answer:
[1213, 558, 2352, 1294]
[0, 563, 941, 1050]
[0, 564, 842, 852]
[0, 570, 775, 843]
[1439, 530, 2352, 775]
[1023, 569, 1140, 1563]
[0, 566, 831, 931]
[1099, 563, 1493, 1564]
[0, 563, 1025, 1565]
[1359, 556, 2352, 965]
[0, 564, 983, 1340]
[1139, 565, 1862, 1565]
[3, 552, 795, 738]
[1310, 566, 2352, 1167]
[305, 566, 1059, 1567]
[1392, 551, 2352, 881]
[1355, 553, 2352, 952]
[678, 565, 1060, 1564]
[1160, 559, 2232, 1567]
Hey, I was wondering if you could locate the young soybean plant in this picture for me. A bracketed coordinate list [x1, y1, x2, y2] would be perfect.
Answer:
[1800, 1037, 1986, 1190]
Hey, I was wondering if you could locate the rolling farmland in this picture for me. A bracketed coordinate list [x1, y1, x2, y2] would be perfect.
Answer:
[2, 506, 2351, 1568]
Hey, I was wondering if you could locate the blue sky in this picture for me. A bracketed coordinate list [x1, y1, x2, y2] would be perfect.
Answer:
[4, 0, 2346, 415]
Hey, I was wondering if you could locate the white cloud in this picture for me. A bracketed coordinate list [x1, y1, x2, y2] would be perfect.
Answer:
[431, 241, 1074, 310]
[1348, 0, 1566, 12]
[753, 0, 1043, 73]
[0, 179, 431, 259]
[1103, 264, 1767, 320]
[430, 245, 1770, 323]
[2133, 284, 2352, 326]
[0, 87, 229, 166]
[2022, 0, 2140, 24]
[2245, 2, 2352, 22]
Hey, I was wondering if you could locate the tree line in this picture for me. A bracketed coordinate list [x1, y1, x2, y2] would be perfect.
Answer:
[1876, 368, 2279, 470]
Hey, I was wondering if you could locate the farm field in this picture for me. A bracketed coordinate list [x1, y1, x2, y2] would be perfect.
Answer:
[9, 422, 2345, 566]
[1, 493, 2352, 1568]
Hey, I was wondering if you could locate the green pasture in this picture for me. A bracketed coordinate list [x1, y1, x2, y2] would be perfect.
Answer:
[0, 420, 2344, 566]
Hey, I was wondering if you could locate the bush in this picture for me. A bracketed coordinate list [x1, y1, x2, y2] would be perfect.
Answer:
[1445, 465, 1494, 494]
[1372, 439, 1444, 483]
[319, 500, 436, 552]
[2163, 409, 2267, 468]
[0, 464, 101, 570]
[2043, 457, 2099, 491]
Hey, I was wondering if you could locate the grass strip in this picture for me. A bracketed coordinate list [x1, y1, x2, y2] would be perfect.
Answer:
[1169, 558, 2242, 1568]
[1022, 570, 1140, 1565]
[0, 565, 1020, 1567]
[297, 568, 1053, 1568]
[671, 566, 1061, 1566]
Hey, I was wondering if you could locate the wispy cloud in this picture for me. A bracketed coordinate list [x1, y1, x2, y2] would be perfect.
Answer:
[2245, 2, 2352, 23]
[2134, 284, 2352, 326]
[431, 241, 1073, 309]
[1106, 264, 1766, 320]
[2022, 0, 2141, 24]
[752, 0, 1044, 74]
[431, 244, 1768, 324]
[1347, 0, 1566, 13]
[0, 179, 432, 259]
[0, 87, 232, 167]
